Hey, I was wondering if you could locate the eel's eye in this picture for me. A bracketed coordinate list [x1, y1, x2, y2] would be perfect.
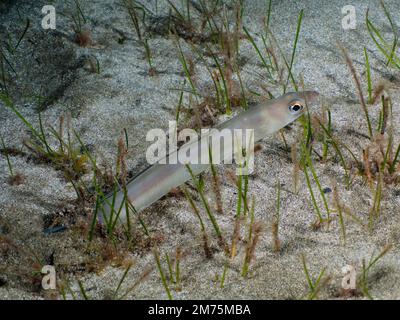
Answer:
[288, 103, 303, 113]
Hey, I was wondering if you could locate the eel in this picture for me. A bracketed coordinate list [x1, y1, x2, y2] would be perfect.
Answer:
[100, 91, 319, 223]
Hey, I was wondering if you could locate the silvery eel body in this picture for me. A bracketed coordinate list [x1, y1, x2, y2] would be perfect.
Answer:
[101, 91, 319, 223]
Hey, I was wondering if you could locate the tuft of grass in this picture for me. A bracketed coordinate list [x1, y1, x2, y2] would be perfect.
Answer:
[165, 252, 175, 284]
[2, 18, 30, 55]
[366, 2, 400, 70]
[339, 44, 372, 139]
[185, 164, 228, 254]
[175, 37, 199, 98]
[301, 254, 328, 300]
[170, 1, 249, 118]
[190, 44, 223, 111]
[181, 185, 212, 258]
[242, 197, 261, 277]
[59, 279, 77, 300]
[378, 0, 398, 66]
[121, 0, 145, 41]
[368, 172, 383, 229]
[166, 0, 192, 28]
[97, 181, 149, 239]
[0, 17, 30, 95]
[243, 25, 273, 77]
[1, 94, 50, 150]
[358, 244, 392, 299]
[2, 96, 93, 186]
[205, 43, 233, 115]
[122, 0, 155, 73]
[302, 157, 323, 225]
[71, 0, 87, 32]
[251, 0, 274, 76]
[163, 247, 182, 291]
[364, 47, 373, 104]
[61, 274, 135, 300]
[317, 120, 352, 188]
[3, 92, 149, 244]
[377, 94, 391, 135]
[298, 94, 313, 148]
[220, 260, 228, 289]
[118, 266, 153, 300]
[86, 55, 101, 74]
[112, 262, 133, 300]
[89, 131, 149, 241]
[283, 9, 303, 93]
[301, 143, 330, 227]
[243, 7, 303, 93]
[228, 163, 251, 261]
[235, 146, 251, 217]
[60, 0, 91, 46]
[153, 249, 173, 300]
[77, 280, 90, 300]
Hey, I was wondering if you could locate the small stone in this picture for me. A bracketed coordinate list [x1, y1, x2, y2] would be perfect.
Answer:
[323, 187, 332, 194]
